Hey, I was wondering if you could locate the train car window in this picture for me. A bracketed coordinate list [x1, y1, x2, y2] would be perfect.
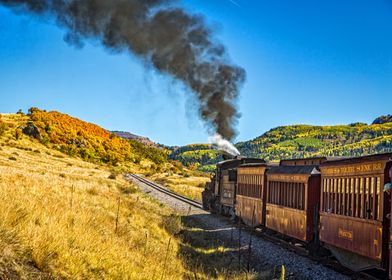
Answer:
[352, 178, 356, 217]
[321, 175, 382, 220]
[228, 170, 237, 182]
[239, 183, 243, 195]
[324, 179, 327, 212]
[338, 178, 342, 215]
[273, 182, 276, 204]
[327, 179, 331, 212]
[267, 181, 305, 210]
[342, 178, 346, 216]
[349, 178, 352, 216]
[272, 182, 275, 204]
[329, 179, 332, 212]
[237, 172, 263, 199]
[360, 177, 365, 219]
[377, 176, 381, 220]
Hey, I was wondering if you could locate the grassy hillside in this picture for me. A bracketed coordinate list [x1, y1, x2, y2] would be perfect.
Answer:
[170, 120, 392, 169]
[169, 144, 223, 172]
[238, 122, 392, 161]
[0, 121, 186, 279]
[0, 112, 250, 279]
[27, 107, 167, 168]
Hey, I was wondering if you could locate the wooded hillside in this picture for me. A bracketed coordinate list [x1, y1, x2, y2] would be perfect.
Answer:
[171, 117, 392, 171]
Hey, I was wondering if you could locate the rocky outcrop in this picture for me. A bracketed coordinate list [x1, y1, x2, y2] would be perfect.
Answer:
[22, 122, 42, 140]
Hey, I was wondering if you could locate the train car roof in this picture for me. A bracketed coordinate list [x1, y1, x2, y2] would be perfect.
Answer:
[321, 153, 392, 167]
[280, 156, 328, 162]
[279, 156, 344, 166]
[238, 162, 267, 168]
[217, 157, 265, 169]
[268, 165, 321, 175]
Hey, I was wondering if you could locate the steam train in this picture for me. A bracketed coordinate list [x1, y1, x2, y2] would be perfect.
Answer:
[202, 153, 392, 277]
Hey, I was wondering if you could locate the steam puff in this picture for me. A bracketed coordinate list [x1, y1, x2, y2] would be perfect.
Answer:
[0, 0, 245, 140]
[208, 134, 240, 157]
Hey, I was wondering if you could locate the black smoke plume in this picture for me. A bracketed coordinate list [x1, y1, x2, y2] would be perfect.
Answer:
[0, 0, 245, 140]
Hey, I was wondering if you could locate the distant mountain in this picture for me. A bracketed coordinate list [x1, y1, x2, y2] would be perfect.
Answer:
[112, 131, 169, 151]
[112, 131, 155, 146]
[170, 116, 392, 171]
[372, 115, 392, 125]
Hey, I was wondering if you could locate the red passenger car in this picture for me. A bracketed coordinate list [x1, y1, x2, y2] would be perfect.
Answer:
[265, 165, 321, 242]
[236, 163, 267, 227]
[319, 153, 392, 272]
[202, 157, 265, 215]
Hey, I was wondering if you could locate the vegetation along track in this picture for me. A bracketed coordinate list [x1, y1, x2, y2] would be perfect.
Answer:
[127, 174, 354, 279]
[126, 174, 203, 209]
[127, 174, 385, 279]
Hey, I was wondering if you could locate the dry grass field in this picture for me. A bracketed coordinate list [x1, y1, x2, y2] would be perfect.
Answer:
[149, 173, 210, 202]
[0, 134, 188, 279]
[0, 113, 254, 279]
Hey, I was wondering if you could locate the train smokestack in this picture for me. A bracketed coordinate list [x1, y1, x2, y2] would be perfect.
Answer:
[0, 0, 245, 141]
[209, 133, 240, 157]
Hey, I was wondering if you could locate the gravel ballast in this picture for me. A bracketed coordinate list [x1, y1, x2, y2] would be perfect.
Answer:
[127, 174, 350, 280]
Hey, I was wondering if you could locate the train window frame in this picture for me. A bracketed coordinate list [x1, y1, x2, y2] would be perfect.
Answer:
[237, 173, 263, 199]
[228, 169, 237, 182]
[321, 175, 381, 221]
[267, 180, 305, 211]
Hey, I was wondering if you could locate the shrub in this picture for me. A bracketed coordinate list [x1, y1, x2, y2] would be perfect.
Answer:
[87, 187, 98, 195]
[0, 120, 7, 136]
[108, 171, 117, 180]
[28, 108, 168, 167]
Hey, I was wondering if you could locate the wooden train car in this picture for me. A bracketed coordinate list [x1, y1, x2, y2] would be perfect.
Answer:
[319, 153, 392, 271]
[265, 165, 321, 242]
[202, 157, 265, 215]
[204, 153, 392, 277]
[236, 163, 267, 227]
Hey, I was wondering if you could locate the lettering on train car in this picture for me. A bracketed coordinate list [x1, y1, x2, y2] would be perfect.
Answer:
[280, 217, 289, 226]
[268, 174, 307, 182]
[323, 163, 384, 176]
[338, 228, 353, 241]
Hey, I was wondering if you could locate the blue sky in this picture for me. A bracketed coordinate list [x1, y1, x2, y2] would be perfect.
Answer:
[0, 0, 391, 146]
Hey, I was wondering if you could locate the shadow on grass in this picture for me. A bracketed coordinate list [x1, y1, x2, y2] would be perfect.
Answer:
[178, 214, 278, 280]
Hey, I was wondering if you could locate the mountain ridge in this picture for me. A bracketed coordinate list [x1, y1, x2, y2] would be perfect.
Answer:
[169, 116, 392, 171]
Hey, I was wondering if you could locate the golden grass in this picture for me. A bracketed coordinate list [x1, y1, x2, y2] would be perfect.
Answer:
[0, 113, 253, 279]
[0, 138, 188, 279]
[150, 173, 210, 202]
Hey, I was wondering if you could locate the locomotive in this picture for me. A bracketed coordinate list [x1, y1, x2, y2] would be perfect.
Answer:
[201, 156, 265, 216]
[202, 153, 392, 277]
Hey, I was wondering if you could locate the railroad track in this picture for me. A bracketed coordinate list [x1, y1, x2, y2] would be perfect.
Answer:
[127, 173, 382, 279]
[251, 227, 383, 280]
[126, 174, 203, 209]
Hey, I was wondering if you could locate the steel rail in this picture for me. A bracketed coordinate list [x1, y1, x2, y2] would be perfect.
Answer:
[126, 174, 203, 209]
[127, 174, 383, 279]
